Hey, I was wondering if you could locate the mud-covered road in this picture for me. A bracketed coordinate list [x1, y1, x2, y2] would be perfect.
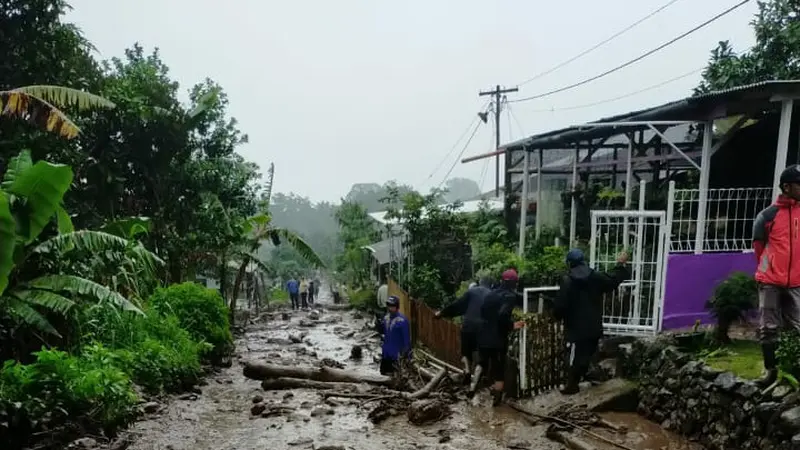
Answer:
[123, 291, 701, 450]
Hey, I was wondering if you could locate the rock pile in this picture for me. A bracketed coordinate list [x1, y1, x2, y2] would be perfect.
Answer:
[636, 344, 800, 450]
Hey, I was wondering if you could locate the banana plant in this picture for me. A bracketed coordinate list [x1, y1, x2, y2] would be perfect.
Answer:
[228, 212, 325, 322]
[0, 85, 115, 139]
[0, 151, 149, 336]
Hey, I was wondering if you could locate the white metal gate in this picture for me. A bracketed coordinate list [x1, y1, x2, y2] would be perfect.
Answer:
[590, 210, 667, 337]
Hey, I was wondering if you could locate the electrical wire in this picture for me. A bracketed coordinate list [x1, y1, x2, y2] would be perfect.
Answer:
[437, 120, 483, 189]
[510, 0, 751, 103]
[523, 67, 703, 112]
[517, 0, 684, 86]
[421, 100, 490, 186]
[506, 102, 528, 136]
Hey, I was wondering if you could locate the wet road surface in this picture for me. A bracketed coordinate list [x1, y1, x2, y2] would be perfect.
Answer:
[124, 292, 702, 450]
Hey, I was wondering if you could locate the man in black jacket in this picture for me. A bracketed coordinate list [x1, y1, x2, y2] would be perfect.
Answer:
[554, 249, 629, 395]
[475, 269, 526, 405]
[435, 277, 493, 385]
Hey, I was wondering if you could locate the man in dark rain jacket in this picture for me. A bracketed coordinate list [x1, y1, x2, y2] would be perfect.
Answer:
[435, 277, 493, 385]
[474, 269, 526, 405]
[554, 249, 629, 395]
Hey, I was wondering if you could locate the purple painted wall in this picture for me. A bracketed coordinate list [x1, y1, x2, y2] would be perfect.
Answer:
[661, 252, 757, 330]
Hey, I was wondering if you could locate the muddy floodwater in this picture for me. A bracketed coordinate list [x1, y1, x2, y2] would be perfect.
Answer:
[124, 291, 702, 450]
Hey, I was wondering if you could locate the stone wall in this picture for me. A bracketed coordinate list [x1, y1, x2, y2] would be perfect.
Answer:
[632, 342, 800, 450]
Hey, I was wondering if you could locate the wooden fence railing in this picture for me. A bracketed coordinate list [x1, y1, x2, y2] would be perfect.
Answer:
[409, 298, 463, 367]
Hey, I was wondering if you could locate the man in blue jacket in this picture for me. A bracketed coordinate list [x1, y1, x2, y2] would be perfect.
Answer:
[379, 295, 411, 375]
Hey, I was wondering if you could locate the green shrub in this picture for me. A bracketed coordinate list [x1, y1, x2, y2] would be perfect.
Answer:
[0, 347, 138, 433]
[269, 286, 289, 305]
[149, 282, 233, 362]
[349, 288, 377, 311]
[778, 330, 800, 378]
[77, 305, 207, 393]
[706, 272, 757, 344]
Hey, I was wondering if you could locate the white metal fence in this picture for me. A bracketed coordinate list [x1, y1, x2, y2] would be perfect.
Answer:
[590, 210, 667, 336]
[666, 184, 772, 253]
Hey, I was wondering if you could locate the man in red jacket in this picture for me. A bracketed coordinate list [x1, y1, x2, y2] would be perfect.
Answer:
[753, 164, 800, 387]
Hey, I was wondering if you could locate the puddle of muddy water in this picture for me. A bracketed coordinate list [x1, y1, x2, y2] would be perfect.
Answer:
[122, 289, 703, 450]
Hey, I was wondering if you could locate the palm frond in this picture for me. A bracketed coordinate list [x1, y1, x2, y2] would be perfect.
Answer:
[27, 274, 143, 315]
[12, 85, 115, 111]
[4, 296, 59, 336]
[34, 230, 164, 270]
[269, 228, 325, 268]
[12, 289, 75, 314]
[0, 91, 81, 139]
[233, 251, 271, 274]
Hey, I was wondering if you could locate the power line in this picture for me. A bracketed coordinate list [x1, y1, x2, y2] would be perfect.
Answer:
[421, 102, 489, 186]
[523, 67, 703, 112]
[506, 102, 528, 136]
[517, 0, 684, 86]
[510, 0, 751, 104]
[437, 120, 483, 189]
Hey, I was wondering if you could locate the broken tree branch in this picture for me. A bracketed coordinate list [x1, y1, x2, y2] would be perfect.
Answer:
[409, 368, 447, 400]
[417, 350, 463, 374]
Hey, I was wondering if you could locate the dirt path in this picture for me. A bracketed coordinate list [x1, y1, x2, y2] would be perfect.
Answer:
[122, 291, 700, 450]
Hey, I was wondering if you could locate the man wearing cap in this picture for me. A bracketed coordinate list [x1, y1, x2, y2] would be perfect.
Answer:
[473, 269, 526, 405]
[378, 295, 411, 375]
[554, 248, 629, 395]
[753, 164, 800, 387]
[435, 276, 493, 385]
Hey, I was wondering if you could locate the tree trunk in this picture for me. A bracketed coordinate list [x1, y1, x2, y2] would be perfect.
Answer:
[243, 362, 392, 386]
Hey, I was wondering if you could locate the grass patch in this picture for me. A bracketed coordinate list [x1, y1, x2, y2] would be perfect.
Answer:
[700, 339, 762, 380]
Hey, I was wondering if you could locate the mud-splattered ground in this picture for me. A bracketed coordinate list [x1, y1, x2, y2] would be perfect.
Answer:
[123, 291, 702, 450]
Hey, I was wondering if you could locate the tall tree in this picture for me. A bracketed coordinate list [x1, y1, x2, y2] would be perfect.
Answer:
[697, 0, 800, 93]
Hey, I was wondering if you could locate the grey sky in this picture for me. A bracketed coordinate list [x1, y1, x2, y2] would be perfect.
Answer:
[68, 0, 758, 203]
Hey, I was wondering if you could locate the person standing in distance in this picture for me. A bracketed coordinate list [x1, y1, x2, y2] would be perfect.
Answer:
[554, 249, 629, 395]
[474, 269, 526, 406]
[286, 276, 300, 310]
[753, 164, 800, 387]
[435, 277, 493, 385]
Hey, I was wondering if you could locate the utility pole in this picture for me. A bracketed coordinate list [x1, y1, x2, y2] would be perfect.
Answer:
[479, 85, 518, 197]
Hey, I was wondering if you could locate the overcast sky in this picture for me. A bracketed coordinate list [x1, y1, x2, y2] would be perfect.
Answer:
[67, 0, 758, 203]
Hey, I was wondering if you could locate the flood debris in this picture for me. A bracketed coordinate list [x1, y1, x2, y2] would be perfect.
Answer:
[509, 401, 635, 450]
[319, 357, 345, 369]
[407, 398, 449, 425]
[349, 345, 363, 360]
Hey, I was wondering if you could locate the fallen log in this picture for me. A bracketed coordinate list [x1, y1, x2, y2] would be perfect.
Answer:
[261, 377, 363, 391]
[243, 361, 392, 385]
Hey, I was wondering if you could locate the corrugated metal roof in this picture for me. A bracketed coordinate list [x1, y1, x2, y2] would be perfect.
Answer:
[500, 80, 800, 151]
[367, 199, 504, 225]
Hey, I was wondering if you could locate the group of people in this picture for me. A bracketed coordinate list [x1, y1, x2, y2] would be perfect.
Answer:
[375, 249, 630, 406]
[286, 276, 321, 310]
[372, 163, 800, 406]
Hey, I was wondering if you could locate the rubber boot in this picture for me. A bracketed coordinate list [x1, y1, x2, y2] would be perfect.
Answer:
[467, 365, 482, 397]
[490, 387, 504, 406]
[560, 367, 581, 395]
[757, 342, 779, 388]
[461, 357, 472, 386]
